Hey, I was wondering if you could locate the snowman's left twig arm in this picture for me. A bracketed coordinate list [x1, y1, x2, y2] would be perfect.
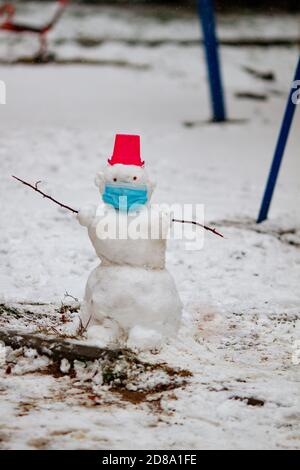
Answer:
[12, 175, 79, 214]
[172, 218, 224, 238]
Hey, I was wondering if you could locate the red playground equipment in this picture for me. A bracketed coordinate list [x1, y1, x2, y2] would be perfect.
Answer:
[0, 0, 69, 59]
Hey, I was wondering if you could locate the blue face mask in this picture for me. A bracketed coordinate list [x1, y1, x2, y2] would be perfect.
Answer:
[102, 183, 148, 212]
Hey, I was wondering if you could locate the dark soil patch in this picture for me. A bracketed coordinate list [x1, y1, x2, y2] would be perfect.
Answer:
[230, 395, 265, 407]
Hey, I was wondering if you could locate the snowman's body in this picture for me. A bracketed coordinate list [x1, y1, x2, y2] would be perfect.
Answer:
[78, 135, 182, 350]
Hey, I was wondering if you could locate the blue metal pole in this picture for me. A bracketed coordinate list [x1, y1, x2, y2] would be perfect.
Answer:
[197, 0, 226, 122]
[257, 56, 300, 223]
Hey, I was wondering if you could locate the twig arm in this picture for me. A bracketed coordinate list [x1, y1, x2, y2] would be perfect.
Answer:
[172, 218, 224, 238]
[12, 175, 78, 214]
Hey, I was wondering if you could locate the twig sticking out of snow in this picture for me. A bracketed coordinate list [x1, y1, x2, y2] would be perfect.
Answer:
[64, 291, 79, 302]
[12, 175, 79, 214]
[172, 218, 224, 238]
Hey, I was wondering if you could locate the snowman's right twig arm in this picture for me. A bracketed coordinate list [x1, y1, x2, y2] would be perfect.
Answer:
[12, 175, 79, 214]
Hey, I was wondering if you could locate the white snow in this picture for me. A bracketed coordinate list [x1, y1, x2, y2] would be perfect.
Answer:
[127, 325, 164, 352]
[60, 358, 70, 374]
[0, 2, 299, 450]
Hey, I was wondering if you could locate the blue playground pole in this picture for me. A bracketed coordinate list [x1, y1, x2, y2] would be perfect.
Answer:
[197, 0, 226, 122]
[257, 56, 300, 223]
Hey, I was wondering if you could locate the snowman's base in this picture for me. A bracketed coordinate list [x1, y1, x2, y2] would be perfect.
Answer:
[85, 323, 164, 352]
[81, 263, 182, 350]
[127, 325, 163, 352]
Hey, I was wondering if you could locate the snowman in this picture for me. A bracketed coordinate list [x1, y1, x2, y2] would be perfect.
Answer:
[78, 134, 182, 351]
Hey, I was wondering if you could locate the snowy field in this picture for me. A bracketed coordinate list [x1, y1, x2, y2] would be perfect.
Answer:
[0, 2, 300, 450]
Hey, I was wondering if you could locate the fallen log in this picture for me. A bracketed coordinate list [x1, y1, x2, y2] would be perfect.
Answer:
[0, 328, 192, 388]
[1, 329, 193, 408]
[0, 328, 134, 364]
[0, 302, 192, 389]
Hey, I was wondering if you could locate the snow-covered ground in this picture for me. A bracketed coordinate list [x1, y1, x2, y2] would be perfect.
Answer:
[0, 2, 299, 450]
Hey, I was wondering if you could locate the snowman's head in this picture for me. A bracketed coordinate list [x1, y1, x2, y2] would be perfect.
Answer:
[95, 134, 155, 211]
